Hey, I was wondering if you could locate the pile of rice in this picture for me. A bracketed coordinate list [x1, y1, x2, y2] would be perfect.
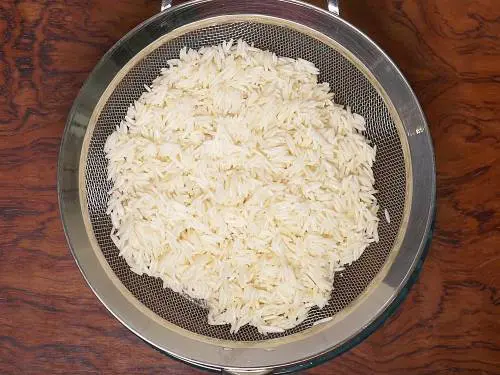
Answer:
[104, 40, 378, 335]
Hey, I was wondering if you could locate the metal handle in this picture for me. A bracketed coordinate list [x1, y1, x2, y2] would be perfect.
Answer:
[161, 0, 172, 11]
[327, 0, 339, 15]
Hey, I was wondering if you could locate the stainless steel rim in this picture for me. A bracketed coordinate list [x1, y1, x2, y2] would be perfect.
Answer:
[58, 0, 436, 372]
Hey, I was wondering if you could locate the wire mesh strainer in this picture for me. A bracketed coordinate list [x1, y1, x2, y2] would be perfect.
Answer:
[58, 0, 435, 373]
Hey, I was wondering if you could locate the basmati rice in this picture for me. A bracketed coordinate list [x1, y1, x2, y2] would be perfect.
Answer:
[104, 40, 379, 334]
[312, 316, 334, 326]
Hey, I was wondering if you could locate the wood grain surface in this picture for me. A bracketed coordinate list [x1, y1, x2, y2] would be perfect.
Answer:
[1, 0, 499, 374]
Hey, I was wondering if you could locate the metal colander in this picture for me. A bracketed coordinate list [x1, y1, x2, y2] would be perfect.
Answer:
[59, 1, 435, 373]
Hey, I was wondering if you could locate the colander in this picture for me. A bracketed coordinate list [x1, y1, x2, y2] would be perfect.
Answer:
[58, 0, 436, 373]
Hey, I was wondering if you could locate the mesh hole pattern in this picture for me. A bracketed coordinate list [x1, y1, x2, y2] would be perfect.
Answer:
[84, 21, 406, 342]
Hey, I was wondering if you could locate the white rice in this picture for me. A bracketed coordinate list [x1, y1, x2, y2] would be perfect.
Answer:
[384, 208, 390, 224]
[104, 40, 379, 334]
[312, 316, 334, 326]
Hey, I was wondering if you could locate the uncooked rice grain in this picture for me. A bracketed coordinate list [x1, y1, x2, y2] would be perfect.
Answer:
[104, 40, 379, 334]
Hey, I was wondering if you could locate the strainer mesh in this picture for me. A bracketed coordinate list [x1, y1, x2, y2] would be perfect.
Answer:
[84, 21, 406, 341]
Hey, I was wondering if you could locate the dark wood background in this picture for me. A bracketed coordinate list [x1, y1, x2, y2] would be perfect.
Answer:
[1, 0, 499, 373]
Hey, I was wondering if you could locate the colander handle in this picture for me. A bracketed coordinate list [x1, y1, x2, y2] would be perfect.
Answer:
[160, 0, 339, 15]
[327, 0, 340, 15]
[161, 0, 172, 11]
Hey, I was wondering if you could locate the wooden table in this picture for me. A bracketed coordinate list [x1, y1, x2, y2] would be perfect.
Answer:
[1, 0, 499, 373]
